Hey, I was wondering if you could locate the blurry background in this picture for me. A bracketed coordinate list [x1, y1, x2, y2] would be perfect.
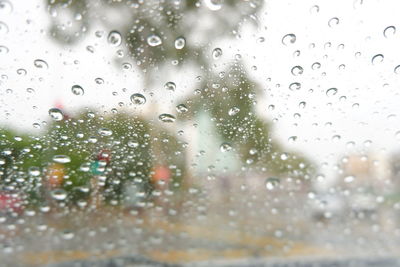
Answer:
[0, 0, 400, 265]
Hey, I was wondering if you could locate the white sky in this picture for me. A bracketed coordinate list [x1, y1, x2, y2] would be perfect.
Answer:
[1, 0, 400, 180]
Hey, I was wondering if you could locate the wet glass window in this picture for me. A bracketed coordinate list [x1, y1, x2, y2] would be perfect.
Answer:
[1, 0, 400, 266]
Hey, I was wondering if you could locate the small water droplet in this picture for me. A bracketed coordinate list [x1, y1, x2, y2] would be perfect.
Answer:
[220, 142, 232, 152]
[176, 104, 188, 113]
[212, 48, 222, 59]
[175, 37, 186, 49]
[147, 34, 162, 47]
[289, 82, 301, 91]
[326, 87, 338, 97]
[0, 21, 8, 35]
[51, 188, 67, 201]
[288, 136, 297, 143]
[280, 152, 289, 161]
[34, 59, 48, 69]
[291, 66, 303, 76]
[228, 107, 240, 116]
[98, 128, 113, 136]
[0, 45, 8, 54]
[28, 167, 40, 176]
[265, 177, 280, 190]
[130, 93, 146, 105]
[311, 62, 321, 70]
[372, 54, 384, 65]
[282, 34, 296, 45]
[204, 0, 223, 11]
[48, 108, 64, 121]
[310, 5, 319, 14]
[390, 67, 400, 77]
[53, 155, 71, 164]
[344, 175, 355, 183]
[0, 0, 13, 15]
[299, 101, 306, 108]
[159, 113, 176, 123]
[383, 26, 396, 38]
[164, 81, 176, 91]
[328, 17, 339, 27]
[71, 85, 84, 96]
[108, 30, 122, 46]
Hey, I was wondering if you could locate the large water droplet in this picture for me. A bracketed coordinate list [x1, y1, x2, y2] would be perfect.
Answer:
[164, 82, 176, 91]
[108, 30, 122, 47]
[220, 142, 232, 152]
[291, 66, 303, 76]
[130, 93, 146, 105]
[372, 54, 384, 65]
[326, 87, 338, 97]
[147, 34, 162, 47]
[282, 34, 296, 45]
[71, 85, 84, 96]
[159, 113, 176, 123]
[383, 26, 396, 38]
[48, 108, 64, 121]
[212, 48, 222, 59]
[174, 37, 186, 49]
[311, 62, 321, 70]
[53, 155, 71, 164]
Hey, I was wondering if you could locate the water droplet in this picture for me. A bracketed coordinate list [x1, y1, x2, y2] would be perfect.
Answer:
[0, 45, 8, 54]
[220, 142, 232, 152]
[328, 17, 339, 27]
[289, 82, 301, 91]
[265, 177, 280, 190]
[0, 1, 13, 15]
[164, 81, 176, 91]
[71, 85, 84, 96]
[34, 59, 48, 69]
[147, 34, 162, 47]
[48, 108, 64, 121]
[51, 189, 67, 201]
[108, 30, 122, 47]
[53, 155, 71, 164]
[204, 0, 223, 11]
[159, 113, 176, 123]
[175, 37, 186, 49]
[98, 128, 113, 136]
[28, 167, 40, 176]
[212, 48, 222, 59]
[311, 62, 321, 70]
[383, 26, 396, 38]
[288, 136, 297, 143]
[310, 5, 319, 14]
[0, 21, 8, 35]
[395, 65, 400, 74]
[326, 87, 338, 97]
[130, 93, 146, 105]
[291, 66, 303, 76]
[372, 54, 384, 65]
[176, 104, 188, 113]
[95, 78, 104, 84]
[299, 101, 306, 108]
[228, 107, 240, 116]
[280, 152, 289, 160]
[62, 230, 75, 240]
[282, 34, 296, 45]
[344, 175, 355, 183]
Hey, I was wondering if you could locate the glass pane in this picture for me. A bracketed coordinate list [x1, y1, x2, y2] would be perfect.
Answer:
[1, 0, 400, 266]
